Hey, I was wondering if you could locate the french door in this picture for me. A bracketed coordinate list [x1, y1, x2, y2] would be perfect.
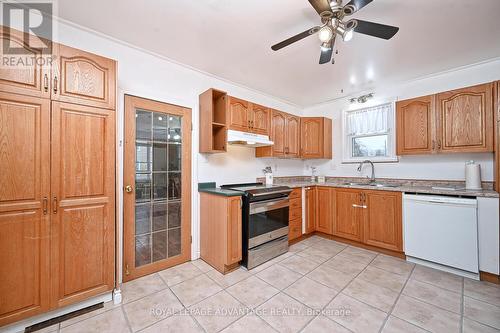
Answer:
[123, 95, 191, 282]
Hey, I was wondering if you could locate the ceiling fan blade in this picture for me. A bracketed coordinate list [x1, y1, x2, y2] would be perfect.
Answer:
[319, 46, 333, 64]
[352, 19, 399, 40]
[308, 0, 332, 15]
[271, 27, 320, 51]
[345, 0, 373, 12]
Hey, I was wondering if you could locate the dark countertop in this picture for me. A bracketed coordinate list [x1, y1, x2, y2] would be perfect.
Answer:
[198, 182, 244, 197]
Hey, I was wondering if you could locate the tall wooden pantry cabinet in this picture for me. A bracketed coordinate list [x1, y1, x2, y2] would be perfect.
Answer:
[0, 26, 116, 326]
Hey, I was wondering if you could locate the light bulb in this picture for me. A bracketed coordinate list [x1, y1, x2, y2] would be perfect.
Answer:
[318, 26, 333, 42]
[343, 29, 354, 42]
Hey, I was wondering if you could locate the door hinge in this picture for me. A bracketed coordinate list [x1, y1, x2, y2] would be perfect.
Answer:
[125, 263, 130, 276]
[190, 236, 192, 244]
[191, 122, 193, 131]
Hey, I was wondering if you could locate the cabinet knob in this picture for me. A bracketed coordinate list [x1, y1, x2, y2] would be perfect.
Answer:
[125, 185, 133, 193]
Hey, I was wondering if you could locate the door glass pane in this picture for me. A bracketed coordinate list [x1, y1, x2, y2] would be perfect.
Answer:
[134, 109, 184, 268]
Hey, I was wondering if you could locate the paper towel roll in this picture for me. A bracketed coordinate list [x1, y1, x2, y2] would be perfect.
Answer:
[465, 161, 482, 190]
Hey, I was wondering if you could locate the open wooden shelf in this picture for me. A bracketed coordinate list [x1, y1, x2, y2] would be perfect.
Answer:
[199, 88, 228, 153]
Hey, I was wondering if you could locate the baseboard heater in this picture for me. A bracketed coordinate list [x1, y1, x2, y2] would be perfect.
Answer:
[24, 303, 104, 333]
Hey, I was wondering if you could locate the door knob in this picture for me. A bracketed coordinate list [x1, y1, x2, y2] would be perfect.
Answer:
[125, 185, 133, 193]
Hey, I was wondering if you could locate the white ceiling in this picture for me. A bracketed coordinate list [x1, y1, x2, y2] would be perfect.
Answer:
[57, 0, 500, 107]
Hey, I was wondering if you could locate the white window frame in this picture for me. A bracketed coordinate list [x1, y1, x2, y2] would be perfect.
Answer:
[342, 102, 398, 163]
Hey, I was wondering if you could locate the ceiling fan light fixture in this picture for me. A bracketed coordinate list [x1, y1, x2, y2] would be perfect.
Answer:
[320, 41, 332, 51]
[318, 26, 333, 42]
[343, 29, 354, 42]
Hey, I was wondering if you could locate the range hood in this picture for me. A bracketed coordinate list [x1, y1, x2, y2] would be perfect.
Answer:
[227, 130, 274, 147]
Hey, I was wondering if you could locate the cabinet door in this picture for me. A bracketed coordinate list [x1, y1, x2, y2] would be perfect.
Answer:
[301, 118, 324, 158]
[316, 187, 334, 235]
[0, 93, 50, 326]
[226, 197, 242, 266]
[228, 97, 249, 131]
[286, 115, 300, 158]
[334, 189, 363, 241]
[363, 191, 402, 251]
[437, 83, 494, 152]
[0, 27, 51, 99]
[271, 110, 286, 157]
[396, 95, 435, 155]
[52, 44, 116, 109]
[250, 103, 270, 135]
[50, 102, 115, 308]
[305, 187, 316, 234]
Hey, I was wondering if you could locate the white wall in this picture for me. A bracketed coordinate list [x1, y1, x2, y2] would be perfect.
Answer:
[303, 59, 500, 181]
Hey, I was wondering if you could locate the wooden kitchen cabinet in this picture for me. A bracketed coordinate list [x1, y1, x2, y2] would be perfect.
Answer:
[437, 83, 494, 153]
[49, 102, 116, 308]
[0, 93, 51, 326]
[0, 27, 52, 99]
[305, 187, 316, 234]
[52, 43, 116, 109]
[200, 193, 242, 273]
[316, 187, 334, 235]
[363, 191, 403, 252]
[228, 96, 270, 135]
[495, 81, 500, 192]
[300, 117, 332, 159]
[0, 33, 117, 326]
[199, 88, 228, 153]
[288, 188, 303, 241]
[256, 110, 299, 158]
[396, 95, 435, 155]
[397, 82, 494, 155]
[333, 188, 363, 242]
[249, 103, 271, 135]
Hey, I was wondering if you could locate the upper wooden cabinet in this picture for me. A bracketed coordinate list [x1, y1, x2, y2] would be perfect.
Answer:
[396, 95, 435, 155]
[52, 44, 116, 109]
[301, 117, 332, 159]
[227, 97, 270, 135]
[437, 83, 494, 153]
[0, 27, 52, 99]
[255, 110, 300, 158]
[397, 82, 494, 155]
[249, 103, 271, 135]
[228, 96, 249, 132]
[199, 88, 228, 153]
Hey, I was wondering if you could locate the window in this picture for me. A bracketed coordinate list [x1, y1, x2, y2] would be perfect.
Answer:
[342, 102, 397, 163]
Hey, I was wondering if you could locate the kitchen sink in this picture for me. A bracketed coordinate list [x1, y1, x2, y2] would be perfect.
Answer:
[343, 182, 399, 188]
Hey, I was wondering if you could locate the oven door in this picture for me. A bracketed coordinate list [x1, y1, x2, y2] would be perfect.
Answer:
[248, 197, 289, 248]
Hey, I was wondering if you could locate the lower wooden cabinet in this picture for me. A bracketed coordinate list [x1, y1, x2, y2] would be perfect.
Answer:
[316, 187, 334, 235]
[288, 188, 302, 241]
[333, 188, 403, 252]
[333, 188, 364, 242]
[200, 193, 242, 273]
[363, 191, 402, 252]
[305, 187, 316, 234]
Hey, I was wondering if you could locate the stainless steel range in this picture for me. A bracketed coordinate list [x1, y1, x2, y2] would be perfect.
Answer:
[220, 183, 292, 269]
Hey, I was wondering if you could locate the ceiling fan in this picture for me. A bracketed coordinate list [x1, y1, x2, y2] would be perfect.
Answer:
[271, 0, 399, 64]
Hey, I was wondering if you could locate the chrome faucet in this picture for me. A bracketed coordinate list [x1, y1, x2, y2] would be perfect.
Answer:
[357, 160, 375, 183]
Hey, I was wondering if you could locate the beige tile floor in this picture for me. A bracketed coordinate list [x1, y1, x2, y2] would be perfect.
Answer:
[34, 236, 500, 333]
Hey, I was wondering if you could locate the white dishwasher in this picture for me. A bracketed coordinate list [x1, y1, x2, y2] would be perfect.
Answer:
[403, 194, 479, 277]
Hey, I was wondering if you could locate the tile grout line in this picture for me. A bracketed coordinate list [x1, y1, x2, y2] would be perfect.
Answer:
[460, 277, 465, 333]
[377, 263, 418, 333]
[119, 302, 134, 333]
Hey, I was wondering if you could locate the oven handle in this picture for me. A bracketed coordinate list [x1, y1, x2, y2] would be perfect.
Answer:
[249, 197, 289, 214]
[251, 189, 292, 197]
